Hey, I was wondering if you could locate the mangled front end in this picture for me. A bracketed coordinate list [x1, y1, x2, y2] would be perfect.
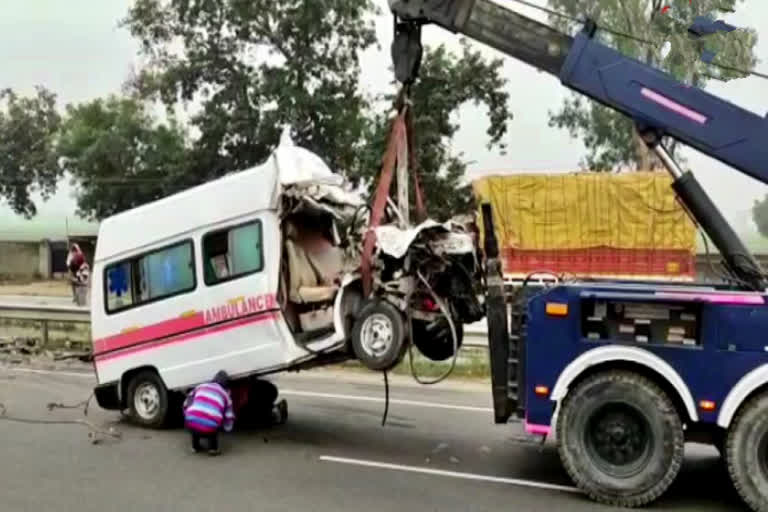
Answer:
[273, 137, 484, 372]
[362, 219, 484, 364]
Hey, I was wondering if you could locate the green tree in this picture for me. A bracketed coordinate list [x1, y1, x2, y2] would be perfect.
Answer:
[58, 96, 190, 220]
[546, 0, 758, 171]
[361, 40, 512, 220]
[0, 87, 62, 217]
[753, 195, 768, 239]
[122, 0, 378, 184]
[73, 0, 512, 221]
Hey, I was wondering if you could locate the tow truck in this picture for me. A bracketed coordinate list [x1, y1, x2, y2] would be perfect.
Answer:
[388, 0, 768, 509]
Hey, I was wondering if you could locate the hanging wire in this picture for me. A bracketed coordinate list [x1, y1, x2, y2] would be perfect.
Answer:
[507, 0, 768, 80]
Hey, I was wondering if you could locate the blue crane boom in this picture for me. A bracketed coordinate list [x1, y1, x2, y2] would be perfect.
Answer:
[388, 0, 767, 290]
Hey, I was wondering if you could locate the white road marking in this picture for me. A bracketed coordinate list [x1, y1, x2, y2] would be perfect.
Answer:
[319, 455, 581, 494]
[281, 389, 492, 413]
[4, 367, 93, 379]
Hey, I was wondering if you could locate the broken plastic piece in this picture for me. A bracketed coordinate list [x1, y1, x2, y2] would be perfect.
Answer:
[701, 49, 717, 63]
[688, 16, 737, 38]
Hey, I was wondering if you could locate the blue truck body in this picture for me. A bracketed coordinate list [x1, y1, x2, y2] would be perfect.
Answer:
[522, 282, 768, 430]
[387, 0, 768, 507]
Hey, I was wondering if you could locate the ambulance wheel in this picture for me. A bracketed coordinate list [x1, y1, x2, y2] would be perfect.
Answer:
[249, 379, 278, 410]
[244, 379, 279, 423]
[557, 371, 684, 507]
[351, 300, 406, 371]
[726, 392, 768, 512]
[126, 370, 169, 429]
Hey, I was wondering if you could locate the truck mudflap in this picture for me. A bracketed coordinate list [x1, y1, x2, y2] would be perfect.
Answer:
[94, 381, 121, 410]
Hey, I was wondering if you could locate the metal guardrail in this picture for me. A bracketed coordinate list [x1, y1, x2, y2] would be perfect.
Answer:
[0, 301, 492, 348]
[0, 302, 90, 347]
[0, 302, 89, 322]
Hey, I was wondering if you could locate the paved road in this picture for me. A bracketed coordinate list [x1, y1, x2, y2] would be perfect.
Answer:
[0, 367, 744, 512]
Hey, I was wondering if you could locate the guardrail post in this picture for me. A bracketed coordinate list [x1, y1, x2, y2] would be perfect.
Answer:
[40, 319, 49, 348]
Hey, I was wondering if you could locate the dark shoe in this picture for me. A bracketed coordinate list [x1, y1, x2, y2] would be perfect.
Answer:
[273, 399, 288, 425]
[208, 448, 221, 456]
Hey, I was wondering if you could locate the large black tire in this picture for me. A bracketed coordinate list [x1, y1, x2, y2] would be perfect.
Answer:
[726, 392, 768, 512]
[351, 299, 406, 371]
[126, 370, 169, 429]
[236, 379, 280, 428]
[412, 317, 464, 362]
[556, 371, 684, 507]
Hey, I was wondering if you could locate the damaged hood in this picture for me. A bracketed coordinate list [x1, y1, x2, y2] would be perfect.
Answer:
[374, 219, 475, 259]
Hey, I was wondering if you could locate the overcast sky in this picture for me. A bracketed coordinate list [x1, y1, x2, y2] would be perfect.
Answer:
[1, 0, 767, 237]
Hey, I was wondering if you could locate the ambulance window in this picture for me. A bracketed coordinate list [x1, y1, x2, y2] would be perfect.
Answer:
[104, 240, 196, 314]
[203, 220, 263, 285]
[137, 242, 196, 301]
[105, 261, 134, 312]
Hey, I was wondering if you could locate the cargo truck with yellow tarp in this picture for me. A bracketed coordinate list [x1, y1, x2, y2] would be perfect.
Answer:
[473, 172, 697, 281]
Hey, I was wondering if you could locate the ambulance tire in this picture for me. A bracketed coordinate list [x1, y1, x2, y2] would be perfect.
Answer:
[243, 379, 279, 424]
[126, 370, 169, 429]
[726, 392, 768, 512]
[557, 371, 684, 507]
[351, 300, 406, 372]
[249, 379, 278, 410]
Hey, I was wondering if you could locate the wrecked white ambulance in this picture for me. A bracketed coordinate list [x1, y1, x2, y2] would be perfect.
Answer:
[89, 133, 483, 427]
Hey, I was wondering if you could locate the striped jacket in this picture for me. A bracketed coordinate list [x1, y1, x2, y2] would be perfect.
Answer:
[183, 382, 235, 434]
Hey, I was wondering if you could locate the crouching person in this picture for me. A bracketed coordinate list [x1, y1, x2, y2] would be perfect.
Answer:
[183, 370, 235, 456]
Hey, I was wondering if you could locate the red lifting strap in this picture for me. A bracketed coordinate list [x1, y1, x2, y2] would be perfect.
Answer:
[405, 106, 426, 221]
[361, 97, 428, 298]
[361, 113, 406, 297]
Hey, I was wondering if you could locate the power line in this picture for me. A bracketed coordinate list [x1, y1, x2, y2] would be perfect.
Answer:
[507, 0, 768, 80]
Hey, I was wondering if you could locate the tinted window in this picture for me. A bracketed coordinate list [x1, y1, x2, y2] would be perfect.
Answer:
[137, 243, 195, 301]
[105, 261, 134, 312]
[203, 221, 263, 285]
[105, 241, 195, 313]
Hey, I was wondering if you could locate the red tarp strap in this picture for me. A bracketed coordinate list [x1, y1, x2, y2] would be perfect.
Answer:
[405, 107, 426, 221]
[361, 113, 408, 297]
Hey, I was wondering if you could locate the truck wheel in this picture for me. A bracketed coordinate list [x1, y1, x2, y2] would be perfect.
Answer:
[351, 299, 406, 371]
[556, 371, 684, 507]
[726, 392, 768, 512]
[126, 370, 169, 428]
[412, 317, 464, 361]
[246, 379, 280, 424]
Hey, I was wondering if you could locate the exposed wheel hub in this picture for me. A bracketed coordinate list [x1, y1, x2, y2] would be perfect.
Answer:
[360, 313, 394, 358]
[586, 404, 652, 476]
[134, 382, 160, 420]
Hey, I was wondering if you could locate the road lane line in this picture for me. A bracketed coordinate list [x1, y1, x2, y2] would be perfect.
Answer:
[319, 455, 581, 494]
[4, 367, 93, 379]
[281, 389, 492, 413]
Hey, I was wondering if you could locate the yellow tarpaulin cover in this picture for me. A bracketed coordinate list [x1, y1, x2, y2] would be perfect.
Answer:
[472, 172, 696, 252]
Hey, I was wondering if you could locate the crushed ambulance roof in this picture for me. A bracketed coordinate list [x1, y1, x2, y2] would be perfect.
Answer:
[94, 131, 341, 263]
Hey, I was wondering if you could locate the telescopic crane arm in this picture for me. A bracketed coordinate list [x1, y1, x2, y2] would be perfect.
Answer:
[389, 0, 768, 290]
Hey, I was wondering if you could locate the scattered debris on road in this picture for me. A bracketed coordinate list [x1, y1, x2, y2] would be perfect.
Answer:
[0, 399, 121, 445]
[0, 336, 92, 365]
